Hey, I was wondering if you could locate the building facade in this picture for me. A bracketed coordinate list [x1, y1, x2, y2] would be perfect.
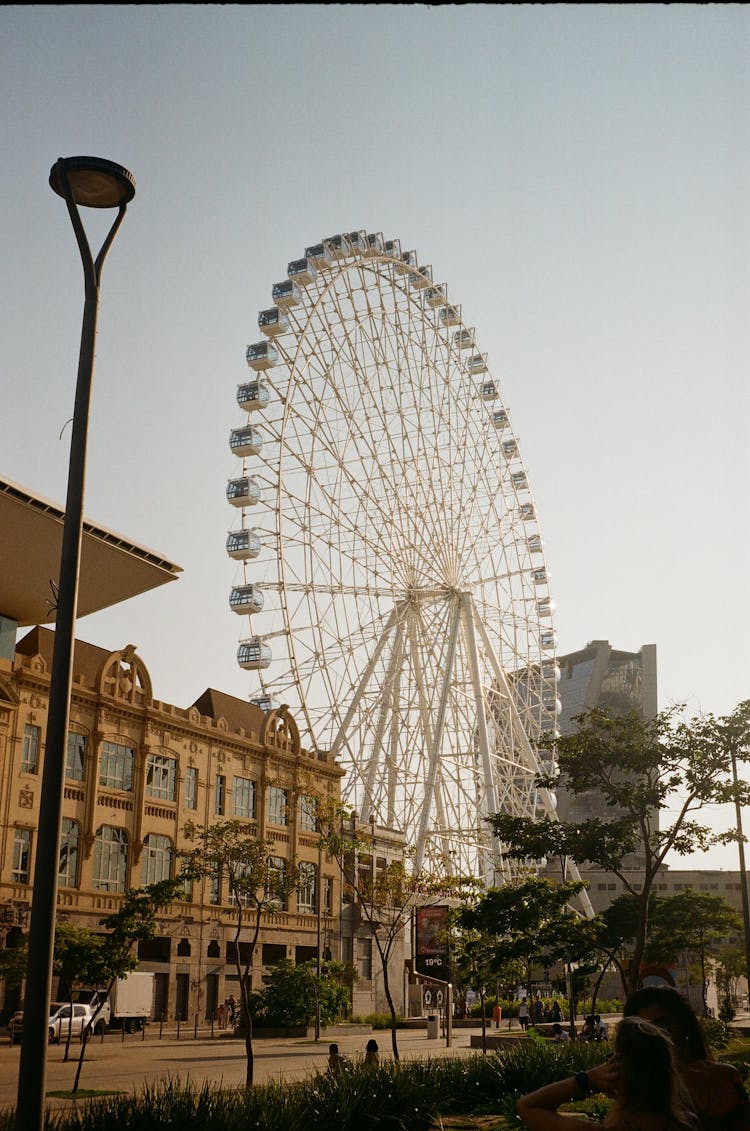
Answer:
[555, 639, 657, 826]
[0, 626, 351, 1023]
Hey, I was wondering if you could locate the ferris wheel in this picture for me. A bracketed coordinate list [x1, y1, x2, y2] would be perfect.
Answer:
[226, 232, 562, 883]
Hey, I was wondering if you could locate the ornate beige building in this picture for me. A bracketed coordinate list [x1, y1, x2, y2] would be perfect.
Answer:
[0, 626, 345, 1023]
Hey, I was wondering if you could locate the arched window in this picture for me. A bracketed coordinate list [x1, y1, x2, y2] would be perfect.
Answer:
[207, 940, 220, 958]
[297, 795, 317, 832]
[93, 826, 128, 892]
[141, 833, 172, 885]
[177, 937, 191, 957]
[145, 754, 177, 801]
[58, 818, 79, 887]
[297, 861, 317, 913]
[229, 862, 255, 909]
[266, 856, 288, 911]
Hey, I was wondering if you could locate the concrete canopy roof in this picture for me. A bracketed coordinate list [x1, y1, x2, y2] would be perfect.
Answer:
[0, 477, 182, 627]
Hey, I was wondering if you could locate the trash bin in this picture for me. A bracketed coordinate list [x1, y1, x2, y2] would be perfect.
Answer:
[426, 1013, 439, 1039]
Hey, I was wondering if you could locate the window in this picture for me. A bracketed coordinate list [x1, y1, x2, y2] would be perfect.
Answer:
[266, 856, 288, 910]
[93, 826, 128, 892]
[229, 862, 255, 908]
[141, 833, 172, 885]
[297, 794, 317, 832]
[99, 741, 134, 791]
[214, 774, 226, 816]
[297, 861, 317, 913]
[209, 866, 222, 905]
[66, 732, 86, 781]
[183, 766, 198, 810]
[145, 754, 176, 801]
[179, 868, 193, 902]
[266, 786, 288, 826]
[12, 828, 31, 884]
[21, 725, 40, 774]
[58, 818, 79, 887]
[233, 776, 256, 819]
[323, 876, 333, 916]
[357, 936, 373, 980]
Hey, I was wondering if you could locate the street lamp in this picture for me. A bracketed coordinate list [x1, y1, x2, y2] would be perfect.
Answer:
[15, 156, 135, 1131]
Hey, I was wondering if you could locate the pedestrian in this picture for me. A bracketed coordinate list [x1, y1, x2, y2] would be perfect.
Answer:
[227, 995, 236, 1025]
[624, 986, 750, 1131]
[518, 999, 530, 1032]
[216, 1001, 228, 1030]
[517, 1015, 699, 1131]
[327, 1042, 347, 1074]
[580, 1015, 596, 1041]
[492, 1002, 502, 1030]
[550, 1022, 569, 1043]
[364, 1037, 379, 1068]
[594, 1014, 609, 1042]
[534, 995, 544, 1024]
[552, 1000, 562, 1023]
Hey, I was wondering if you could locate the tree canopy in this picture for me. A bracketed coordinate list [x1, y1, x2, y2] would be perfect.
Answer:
[490, 702, 750, 994]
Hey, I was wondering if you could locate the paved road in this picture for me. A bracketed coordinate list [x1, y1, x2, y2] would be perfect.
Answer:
[0, 1025, 482, 1115]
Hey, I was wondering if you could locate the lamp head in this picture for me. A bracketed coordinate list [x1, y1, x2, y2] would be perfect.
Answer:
[49, 156, 135, 208]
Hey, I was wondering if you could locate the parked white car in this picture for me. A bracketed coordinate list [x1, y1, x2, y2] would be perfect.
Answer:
[10, 1001, 109, 1044]
[49, 1002, 108, 1043]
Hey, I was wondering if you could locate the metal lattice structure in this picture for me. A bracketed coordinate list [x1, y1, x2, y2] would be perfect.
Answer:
[226, 232, 562, 883]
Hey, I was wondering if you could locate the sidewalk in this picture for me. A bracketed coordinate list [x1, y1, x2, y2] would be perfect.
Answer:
[0, 1025, 480, 1114]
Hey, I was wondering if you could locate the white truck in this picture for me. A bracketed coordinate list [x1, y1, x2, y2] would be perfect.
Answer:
[75, 971, 155, 1031]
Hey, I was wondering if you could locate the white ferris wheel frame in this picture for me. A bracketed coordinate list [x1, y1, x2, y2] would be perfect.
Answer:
[226, 231, 591, 903]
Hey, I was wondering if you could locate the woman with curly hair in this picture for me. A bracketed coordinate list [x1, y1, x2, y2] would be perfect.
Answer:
[517, 1016, 699, 1131]
[624, 986, 750, 1131]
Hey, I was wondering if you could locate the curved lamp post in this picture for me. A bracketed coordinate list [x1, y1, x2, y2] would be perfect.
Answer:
[15, 157, 135, 1131]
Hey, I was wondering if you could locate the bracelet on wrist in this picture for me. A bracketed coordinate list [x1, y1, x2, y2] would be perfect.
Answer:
[574, 1071, 591, 1098]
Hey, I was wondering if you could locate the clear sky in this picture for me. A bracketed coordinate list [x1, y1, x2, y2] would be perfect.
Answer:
[2, 5, 748, 868]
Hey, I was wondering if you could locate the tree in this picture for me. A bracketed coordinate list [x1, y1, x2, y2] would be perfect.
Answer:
[490, 703, 750, 995]
[447, 912, 522, 1053]
[456, 875, 587, 1035]
[321, 816, 453, 1061]
[183, 820, 297, 1087]
[715, 942, 746, 1013]
[645, 891, 741, 1015]
[72, 877, 185, 1092]
[53, 921, 108, 1062]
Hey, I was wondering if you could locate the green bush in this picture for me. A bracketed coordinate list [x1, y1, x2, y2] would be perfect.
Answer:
[249, 959, 350, 1029]
[702, 1017, 732, 1051]
[348, 1012, 404, 1029]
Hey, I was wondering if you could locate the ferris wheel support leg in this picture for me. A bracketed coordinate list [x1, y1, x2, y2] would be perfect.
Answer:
[361, 616, 405, 823]
[460, 595, 504, 883]
[470, 609, 594, 917]
[328, 605, 401, 761]
[414, 597, 462, 872]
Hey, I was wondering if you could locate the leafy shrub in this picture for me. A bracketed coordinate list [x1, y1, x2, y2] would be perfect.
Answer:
[702, 1017, 731, 1051]
[719, 997, 736, 1023]
[250, 959, 350, 1028]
